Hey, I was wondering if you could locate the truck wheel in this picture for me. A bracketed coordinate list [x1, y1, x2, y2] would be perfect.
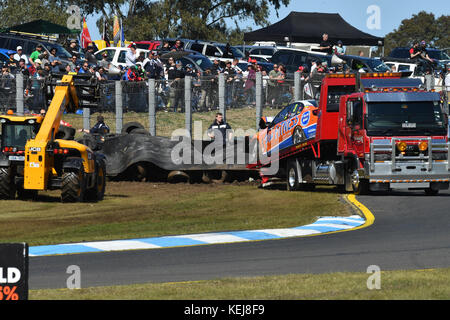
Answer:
[0, 168, 15, 199]
[292, 127, 306, 145]
[351, 170, 369, 195]
[424, 188, 439, 196]
[61, 168, 86, 202]
[286, 160, 300, 191]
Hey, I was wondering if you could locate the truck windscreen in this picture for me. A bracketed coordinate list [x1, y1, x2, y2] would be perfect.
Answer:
[366, 101, 446, 136]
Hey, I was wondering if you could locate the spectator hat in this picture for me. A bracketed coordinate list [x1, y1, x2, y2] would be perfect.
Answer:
[420, 40, 426, 45]
[7, 50, 14, 55]
[16, 46, 22, 50]
[186, 64, 193, 69]
[102, 52, 108, 57]
[176, 60, 182, 65]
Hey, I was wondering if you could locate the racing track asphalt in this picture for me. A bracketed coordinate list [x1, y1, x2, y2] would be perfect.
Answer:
[29, 188, 450, 289]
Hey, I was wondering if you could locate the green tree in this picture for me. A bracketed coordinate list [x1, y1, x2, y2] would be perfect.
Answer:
[74, 0, 290, 43]
[0, 0, 71, 29]
[383, 11, 449, 55]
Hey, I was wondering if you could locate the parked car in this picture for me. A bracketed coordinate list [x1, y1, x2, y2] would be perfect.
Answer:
[389, 47, 450, 62]
[0, 48, 13, 67]
[248, 46, 279, 62]
[94, 46, 149, 69]
[270, 48, 330, 74]
[271, 48, 391, 76]
[159, 50, 213, 74]
[130, 41, 161, 51]
[0, 32, 72, 71]
[184, 40, 245, 63]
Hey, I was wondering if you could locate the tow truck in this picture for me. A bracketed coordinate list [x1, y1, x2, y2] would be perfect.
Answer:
[0, 74, 106, 202]
[251, 72, 450, 195]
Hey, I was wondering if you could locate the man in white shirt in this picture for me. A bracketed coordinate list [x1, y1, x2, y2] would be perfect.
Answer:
[13, 46, 27, 63]
[125, 43, 137, 67]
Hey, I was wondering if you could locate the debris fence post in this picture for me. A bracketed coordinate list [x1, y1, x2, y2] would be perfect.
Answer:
[294, 72, 301, 101]
[83, 107, 90, 131]
[115, 80, 123, 134]
[218, 73, 225, 120]
[15, 73, 24, 115]
[148, 79, 156, 136]
[255, 71, 263, 130]
[185, 76, 192, 137]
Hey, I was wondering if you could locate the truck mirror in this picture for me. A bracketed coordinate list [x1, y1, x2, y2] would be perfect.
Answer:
[346, 101, 353, 124]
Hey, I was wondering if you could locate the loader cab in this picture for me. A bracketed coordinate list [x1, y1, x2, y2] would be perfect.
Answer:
[0, 116, 42, 154]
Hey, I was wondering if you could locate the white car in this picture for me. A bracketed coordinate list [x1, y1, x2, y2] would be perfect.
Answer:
[94, 47, 150, 72]
[383, 60, 442, 90]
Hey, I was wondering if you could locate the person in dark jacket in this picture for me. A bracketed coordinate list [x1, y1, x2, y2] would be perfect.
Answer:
[90, 115, 110, 134]
[207, 112, 232, 145]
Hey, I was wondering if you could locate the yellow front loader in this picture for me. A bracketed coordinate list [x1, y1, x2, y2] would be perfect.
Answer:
[0, 74, 106, 202]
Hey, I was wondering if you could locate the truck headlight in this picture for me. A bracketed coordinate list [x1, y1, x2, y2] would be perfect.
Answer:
[418, 141, 428, 152]
[397, 141, 407, 152]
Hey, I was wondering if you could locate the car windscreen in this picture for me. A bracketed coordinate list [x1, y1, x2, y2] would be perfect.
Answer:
[44, 42, 71, 59]
[218, 45, 244, 59]
[189, 55, 213, 71]
[364, 59, 391, 72]
[366, 100, 446, 136]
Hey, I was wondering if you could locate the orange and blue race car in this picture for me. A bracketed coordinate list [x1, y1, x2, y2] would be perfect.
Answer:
[255, 100, 319, 158]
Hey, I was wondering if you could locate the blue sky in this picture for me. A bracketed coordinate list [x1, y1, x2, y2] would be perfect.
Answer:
[85, 0, 449, 41]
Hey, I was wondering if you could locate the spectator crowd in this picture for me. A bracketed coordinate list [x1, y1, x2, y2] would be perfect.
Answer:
[1, 35, 448, 114]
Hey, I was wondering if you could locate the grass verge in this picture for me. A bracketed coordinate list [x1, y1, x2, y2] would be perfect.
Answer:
[0, 182, 349, 246]
[29, 268, 450, 300]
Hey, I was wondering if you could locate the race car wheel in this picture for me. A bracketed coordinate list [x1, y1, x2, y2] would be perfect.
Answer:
[292, 127, 306, 145]
[286, 160, 300, 191]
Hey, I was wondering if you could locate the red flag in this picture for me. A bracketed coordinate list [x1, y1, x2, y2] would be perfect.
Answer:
[81, 17, 92, 49]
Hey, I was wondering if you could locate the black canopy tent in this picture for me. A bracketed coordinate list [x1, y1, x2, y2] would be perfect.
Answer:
[244, 12, 384, 46]
[3, 19, 79, 35]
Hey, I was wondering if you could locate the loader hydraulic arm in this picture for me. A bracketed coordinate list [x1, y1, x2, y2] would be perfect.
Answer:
[23, 75, 81, 190]
[35, 75, 79, 142]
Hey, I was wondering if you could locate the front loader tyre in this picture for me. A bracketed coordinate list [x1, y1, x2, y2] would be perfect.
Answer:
[0, 168, 16, 199]
[61, 169, 86, 203]
[85, 161, 106, 201]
